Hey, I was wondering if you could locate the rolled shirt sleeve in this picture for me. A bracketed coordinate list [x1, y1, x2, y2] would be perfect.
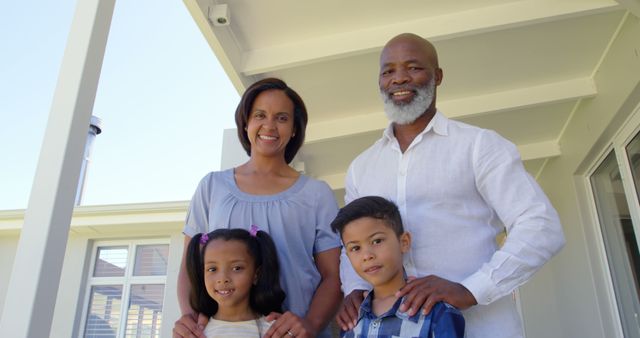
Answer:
[461, 130, 565, 305]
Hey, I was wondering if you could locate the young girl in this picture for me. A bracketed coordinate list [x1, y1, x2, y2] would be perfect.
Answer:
[186, 227, 286, 337]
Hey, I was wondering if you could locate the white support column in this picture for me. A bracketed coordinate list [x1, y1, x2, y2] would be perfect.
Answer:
[0, 0, 115, 337]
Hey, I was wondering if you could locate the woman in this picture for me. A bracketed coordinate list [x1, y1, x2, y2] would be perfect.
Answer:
[174, 78, 341, 338]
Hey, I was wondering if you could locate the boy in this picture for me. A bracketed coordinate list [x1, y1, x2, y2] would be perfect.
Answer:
[331, 196, 465, 337]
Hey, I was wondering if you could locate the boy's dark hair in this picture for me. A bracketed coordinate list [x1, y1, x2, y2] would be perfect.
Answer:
[331, 196, 404, 237]
[186, 228, 286, 317]
[235, 77, 308, 164]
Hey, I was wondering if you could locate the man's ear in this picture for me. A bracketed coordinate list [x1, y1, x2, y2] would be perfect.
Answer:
[435, 68, 444, 86]
[400, 231, 412, 253]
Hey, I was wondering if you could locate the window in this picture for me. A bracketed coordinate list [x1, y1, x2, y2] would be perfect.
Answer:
[80, 240, 169, 338]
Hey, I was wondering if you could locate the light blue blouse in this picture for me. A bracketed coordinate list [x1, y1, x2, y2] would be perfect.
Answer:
[184, 169, 340, 324]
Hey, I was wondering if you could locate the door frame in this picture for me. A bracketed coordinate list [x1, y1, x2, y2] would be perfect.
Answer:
[580, 102, 640, 338]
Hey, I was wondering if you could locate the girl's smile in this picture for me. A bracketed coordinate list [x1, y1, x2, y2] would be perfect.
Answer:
[214, 288, 234, 296]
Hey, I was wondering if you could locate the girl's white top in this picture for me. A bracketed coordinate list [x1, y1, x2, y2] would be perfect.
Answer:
[203, 316, 272, 338]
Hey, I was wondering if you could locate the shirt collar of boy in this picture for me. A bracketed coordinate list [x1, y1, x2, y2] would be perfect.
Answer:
[357, 291, 422, 324]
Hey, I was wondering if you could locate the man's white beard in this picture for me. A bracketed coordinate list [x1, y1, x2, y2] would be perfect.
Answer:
[380, 78, 435, 125]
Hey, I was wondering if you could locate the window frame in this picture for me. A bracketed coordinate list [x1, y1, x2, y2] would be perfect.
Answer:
[78, 238, 170, 338]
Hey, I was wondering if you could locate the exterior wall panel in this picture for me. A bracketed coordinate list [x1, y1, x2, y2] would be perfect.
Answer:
[526, 14, 640, 338]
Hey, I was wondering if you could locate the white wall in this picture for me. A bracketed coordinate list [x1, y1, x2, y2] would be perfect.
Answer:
[520, 14, 640, 338]
[0, 234, 18, 320]
[221, 127, 249, 170]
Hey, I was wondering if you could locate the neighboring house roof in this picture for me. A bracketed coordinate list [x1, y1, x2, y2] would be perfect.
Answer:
[0, 201, 188, 234]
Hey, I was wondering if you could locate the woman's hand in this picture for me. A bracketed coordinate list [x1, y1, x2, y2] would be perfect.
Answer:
[172, 312, 208, 338]
[264, 311, 315, 338]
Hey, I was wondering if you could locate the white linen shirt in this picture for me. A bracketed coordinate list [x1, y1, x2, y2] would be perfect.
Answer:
[342, 111, 565, 338]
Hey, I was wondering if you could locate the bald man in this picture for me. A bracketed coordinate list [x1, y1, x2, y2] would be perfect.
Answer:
[336, 33, 565, 338]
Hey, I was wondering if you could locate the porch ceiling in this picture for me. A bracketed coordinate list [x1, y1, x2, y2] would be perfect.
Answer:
[184, 0, 631, 189]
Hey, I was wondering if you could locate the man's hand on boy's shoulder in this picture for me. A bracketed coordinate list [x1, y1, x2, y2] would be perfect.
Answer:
[395, 275, 477, 316]
[336, 289, 367, 331]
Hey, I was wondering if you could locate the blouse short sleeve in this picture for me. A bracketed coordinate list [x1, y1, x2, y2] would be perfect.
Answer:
[312, 180, 341, 254]
[183, 173, 213, 238]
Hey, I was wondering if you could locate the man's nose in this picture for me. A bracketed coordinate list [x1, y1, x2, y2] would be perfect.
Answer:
[391, 68, 410, 85]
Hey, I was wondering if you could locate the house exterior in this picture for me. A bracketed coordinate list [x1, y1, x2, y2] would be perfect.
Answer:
[2, 0, 640, 337]
[0, 202, 187, 337]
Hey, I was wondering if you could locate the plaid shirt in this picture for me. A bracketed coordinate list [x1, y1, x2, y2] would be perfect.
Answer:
[342, 293, 465, 338]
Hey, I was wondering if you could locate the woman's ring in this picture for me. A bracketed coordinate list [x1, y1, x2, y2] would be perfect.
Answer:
[286, 330, 294, 337]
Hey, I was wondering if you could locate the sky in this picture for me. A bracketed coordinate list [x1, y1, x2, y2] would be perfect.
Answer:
[0, 1, 239, 210]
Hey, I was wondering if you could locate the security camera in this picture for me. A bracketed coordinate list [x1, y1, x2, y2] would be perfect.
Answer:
[209, 4, 230, 26]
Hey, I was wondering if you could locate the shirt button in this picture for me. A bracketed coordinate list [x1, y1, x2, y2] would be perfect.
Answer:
[372, 320, 380, 327]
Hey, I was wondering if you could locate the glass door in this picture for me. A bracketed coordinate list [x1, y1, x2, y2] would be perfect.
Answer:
[591, 141, 640, 337]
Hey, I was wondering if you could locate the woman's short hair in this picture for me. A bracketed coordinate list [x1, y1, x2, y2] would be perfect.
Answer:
[234, 78, 308, 164]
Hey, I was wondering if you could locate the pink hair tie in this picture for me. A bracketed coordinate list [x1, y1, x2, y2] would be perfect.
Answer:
[199, 233, 209, 244]
[249, 224, 259, 237]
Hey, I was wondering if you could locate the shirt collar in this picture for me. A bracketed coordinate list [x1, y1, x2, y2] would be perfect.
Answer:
[382, 110, 449, 143]
[357, 292, 422, 324]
